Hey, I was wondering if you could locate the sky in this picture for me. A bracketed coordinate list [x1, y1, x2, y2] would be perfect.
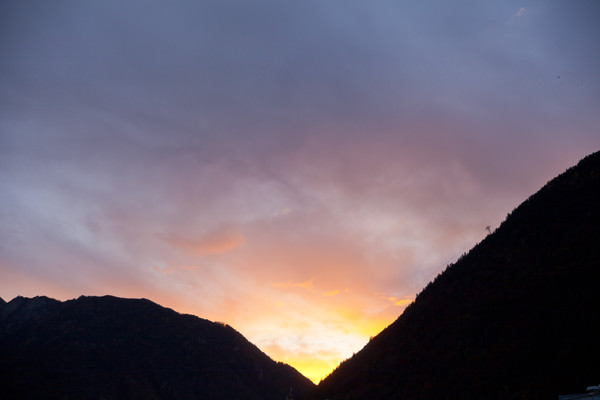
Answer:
[1, 0, 599, 383]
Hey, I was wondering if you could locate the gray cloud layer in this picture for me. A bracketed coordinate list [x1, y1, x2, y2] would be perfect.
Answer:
[1, 0, 599, 316]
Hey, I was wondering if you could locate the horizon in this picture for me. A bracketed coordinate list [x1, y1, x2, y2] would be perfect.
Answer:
[1, 1, 599, 383]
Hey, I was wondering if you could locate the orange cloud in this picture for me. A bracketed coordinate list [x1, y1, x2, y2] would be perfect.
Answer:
[273, 207, 292, 217]
[162, 228, 245, 256]
[152, 264, 198, 275]
[273, 278, 315, 291]
[273, 278, 345, 298]
[376, 293, 415, 307]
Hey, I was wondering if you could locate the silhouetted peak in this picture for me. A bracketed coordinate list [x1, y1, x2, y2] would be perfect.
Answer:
[0, 295, 315, 400]
[1, 295, 60, 322]
[315, 150, 600, 399]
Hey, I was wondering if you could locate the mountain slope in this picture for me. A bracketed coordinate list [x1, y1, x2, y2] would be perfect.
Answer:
[314, 150, 600, 399]
[0, 295, 314, 400]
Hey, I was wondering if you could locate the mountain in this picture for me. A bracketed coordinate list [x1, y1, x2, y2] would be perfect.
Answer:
[313, 150, 600, 399]
[0, 295, 314, 400]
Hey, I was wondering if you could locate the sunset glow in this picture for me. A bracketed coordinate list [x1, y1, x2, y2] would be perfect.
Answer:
[1, 0, 599, 383]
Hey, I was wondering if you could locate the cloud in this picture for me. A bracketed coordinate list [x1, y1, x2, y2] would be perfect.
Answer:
[377, 293, 415, 307]
[274, 278, 316, 291]
[162, 228, 246, 257]
[274, 279, 343, 298]
[273, 208, 292, 217]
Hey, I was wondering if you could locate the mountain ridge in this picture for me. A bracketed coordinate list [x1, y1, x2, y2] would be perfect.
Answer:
[313, 150, 600, 399]
[0, 294, 314, 399]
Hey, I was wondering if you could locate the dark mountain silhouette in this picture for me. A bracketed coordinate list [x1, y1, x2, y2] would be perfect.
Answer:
[313, 150, 600, 399]
[0, 295, 314, 400]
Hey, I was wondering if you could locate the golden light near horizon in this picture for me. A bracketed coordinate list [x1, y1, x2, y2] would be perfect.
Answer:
[189, 277, 415, 384]
[246, 311, 402, 384]
[262, 297, 409, 383]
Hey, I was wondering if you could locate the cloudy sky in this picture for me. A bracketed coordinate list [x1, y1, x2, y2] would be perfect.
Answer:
[1, 0, 599, 382]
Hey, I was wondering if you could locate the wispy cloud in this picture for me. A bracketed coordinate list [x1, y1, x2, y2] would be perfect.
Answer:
[274, 278, 316, 291]
[377, 293, 415, 307]
[162, 229, 246, 257]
